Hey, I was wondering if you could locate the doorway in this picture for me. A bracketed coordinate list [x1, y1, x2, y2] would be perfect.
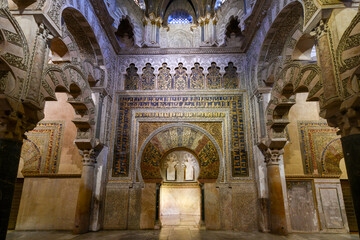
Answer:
[159, 150, 201, 228]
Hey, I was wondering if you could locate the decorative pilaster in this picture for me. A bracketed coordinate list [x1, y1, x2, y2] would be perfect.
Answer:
[263, 148, 288, 235]
[74, 149, 96, 234]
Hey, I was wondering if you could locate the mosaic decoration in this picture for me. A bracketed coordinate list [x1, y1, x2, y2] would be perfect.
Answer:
[21, 121, 64, 174]
[125, 63, 139, 90]
[113, 95, 247, 178]
[298, 121, 343, 175]
[223, 62, 238, 89]
[141, 63, 155, 90]
[158, 63, 172, 90]
[207, 62, 222, 89]
[189, 63, 205, 89]
[140, 126, 219, 180]
[174, 63, 188, 90]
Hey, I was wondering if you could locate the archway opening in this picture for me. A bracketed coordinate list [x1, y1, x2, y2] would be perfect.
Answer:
[159, 149, 201, 228]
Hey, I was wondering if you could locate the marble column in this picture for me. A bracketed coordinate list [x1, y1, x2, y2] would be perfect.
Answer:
[265, 149, 288, 235]
[0, 138, 23, 240]
[74, 149, 96, 234]
[341, 134, 360, 234]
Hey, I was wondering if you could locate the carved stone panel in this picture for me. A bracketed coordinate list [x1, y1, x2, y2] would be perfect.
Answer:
[174, 63, 188, 90]
[314, 179, 349, 232]
[125, 64, 139, 90]
[286, 180, 319, 232]
[141, 63, 155, 90]
[223, 62, 238, 89]
[189, 63, 204, 89]
[207, 62, 222, 89]
[158, 63, 172, 90]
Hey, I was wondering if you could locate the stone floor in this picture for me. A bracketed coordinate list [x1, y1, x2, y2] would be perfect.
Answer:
[6, 215, 359, 240]
[6, 230, 359, 240]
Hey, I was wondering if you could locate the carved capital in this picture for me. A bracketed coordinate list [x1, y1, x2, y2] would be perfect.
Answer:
[264, 148, 283, 165]
[310, 20, 329, 41]
[80, 149, 96, 166]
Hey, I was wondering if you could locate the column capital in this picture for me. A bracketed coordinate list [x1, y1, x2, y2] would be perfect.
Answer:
[263, 148, 283, 165]
[310, 20, 329, 41]
[80, 149, 97, 166]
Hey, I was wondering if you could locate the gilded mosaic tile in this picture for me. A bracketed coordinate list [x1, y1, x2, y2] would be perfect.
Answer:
[113, 94, 247, 178]
[298, 121, 343, 175]
[21, 121, 64, 174]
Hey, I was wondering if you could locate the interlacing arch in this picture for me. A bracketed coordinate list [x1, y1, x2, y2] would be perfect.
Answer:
[265, 62, 322, 142]
[41, 63, 96, 150]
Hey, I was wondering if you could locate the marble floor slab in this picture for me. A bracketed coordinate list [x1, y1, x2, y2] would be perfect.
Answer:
[6, 230, 358, 240]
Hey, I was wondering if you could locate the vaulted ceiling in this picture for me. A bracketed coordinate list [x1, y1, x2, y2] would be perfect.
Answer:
[144, 0, 218, 20]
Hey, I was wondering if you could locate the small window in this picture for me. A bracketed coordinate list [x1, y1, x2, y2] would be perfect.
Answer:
[215, 0, 226, 10]
[168, 10, 193, 24]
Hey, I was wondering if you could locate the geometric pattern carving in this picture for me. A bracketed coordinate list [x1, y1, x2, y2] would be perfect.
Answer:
[223, 62, 238, 89]
[189, 63, 204, 89]
[125, 63, 139, 90]
[141, 63, 155, 90]
[158, 63, 172, 90]
[174, 63, 188, 90]
[21, 121, 64, 174]
[207, 62, 222, 89]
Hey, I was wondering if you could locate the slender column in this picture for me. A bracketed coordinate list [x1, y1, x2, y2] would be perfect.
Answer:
[264, 149, 288, 235]
[74, 149, 96, 234]
[0, 138, 22, 239]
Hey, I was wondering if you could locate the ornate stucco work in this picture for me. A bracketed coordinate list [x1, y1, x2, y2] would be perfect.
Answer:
[1, 0, 360, 237]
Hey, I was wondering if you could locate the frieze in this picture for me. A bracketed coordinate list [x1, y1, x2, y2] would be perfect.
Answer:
[1, 52, 26, 71]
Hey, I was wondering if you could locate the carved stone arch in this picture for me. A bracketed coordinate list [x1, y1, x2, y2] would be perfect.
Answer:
[137, 122, 223, 184]
[0, 8, 29, 78]
[257, 1, 304, 87]
[264, 62, 323, 149]
[40, 63, 96, 150]
[61, 7, 104, 66]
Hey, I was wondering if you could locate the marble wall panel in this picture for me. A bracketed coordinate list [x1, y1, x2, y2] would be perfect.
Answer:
[232, 182, 258, 232]
[314, 179, 349, 233]
[140, 183, 156, 229]
[103, 184, 130, 229]
[16, 177, 80, 230]
[204, 183, 220, 230]
[160, 184, 201, 216]
[219, 185, 232, 230]
[128, 184, 142, 229]
[286, 180, 319, 232]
